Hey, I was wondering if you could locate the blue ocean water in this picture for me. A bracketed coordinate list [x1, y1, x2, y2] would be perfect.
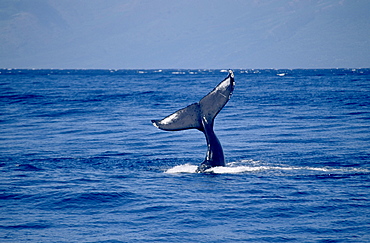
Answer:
[0, 69, 369, 242]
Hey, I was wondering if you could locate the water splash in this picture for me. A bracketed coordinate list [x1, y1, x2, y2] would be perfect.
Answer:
[164, 160, 369, 174]
[164, 164, 198, 174]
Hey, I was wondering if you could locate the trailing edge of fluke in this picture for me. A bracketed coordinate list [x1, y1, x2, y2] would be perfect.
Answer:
[151, 70, 235, 172]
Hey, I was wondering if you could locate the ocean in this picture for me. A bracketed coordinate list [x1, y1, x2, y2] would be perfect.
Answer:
[0, 69, 369, 242]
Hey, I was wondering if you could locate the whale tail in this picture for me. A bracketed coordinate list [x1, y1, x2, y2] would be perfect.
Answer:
[151, 70, 235, 131]
[151, 70, 235, 172]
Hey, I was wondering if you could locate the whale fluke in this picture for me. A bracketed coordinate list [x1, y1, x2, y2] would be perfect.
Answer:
[151, 70, 235, 172]
[151, 103, 202, 131]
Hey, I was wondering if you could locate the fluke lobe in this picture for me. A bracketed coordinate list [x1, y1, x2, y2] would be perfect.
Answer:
[151, 70, 235, 172]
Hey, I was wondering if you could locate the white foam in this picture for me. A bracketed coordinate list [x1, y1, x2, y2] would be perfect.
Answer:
[204, 166, 269, 174]
[165, 164, 198, 173]
[164, 162, 369, 174]
[164, 162, 270, 174]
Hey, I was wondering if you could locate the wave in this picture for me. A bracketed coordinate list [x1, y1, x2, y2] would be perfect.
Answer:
[164, 160, 369, 174]
[15, 164, 42, 171]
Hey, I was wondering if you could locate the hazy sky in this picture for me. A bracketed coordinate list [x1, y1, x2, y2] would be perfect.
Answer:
[1, 0, 369, 69]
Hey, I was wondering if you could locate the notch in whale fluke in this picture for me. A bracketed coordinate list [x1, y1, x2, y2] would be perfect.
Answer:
[151, 70, 235, 131]
[151, 70, 235, 172]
